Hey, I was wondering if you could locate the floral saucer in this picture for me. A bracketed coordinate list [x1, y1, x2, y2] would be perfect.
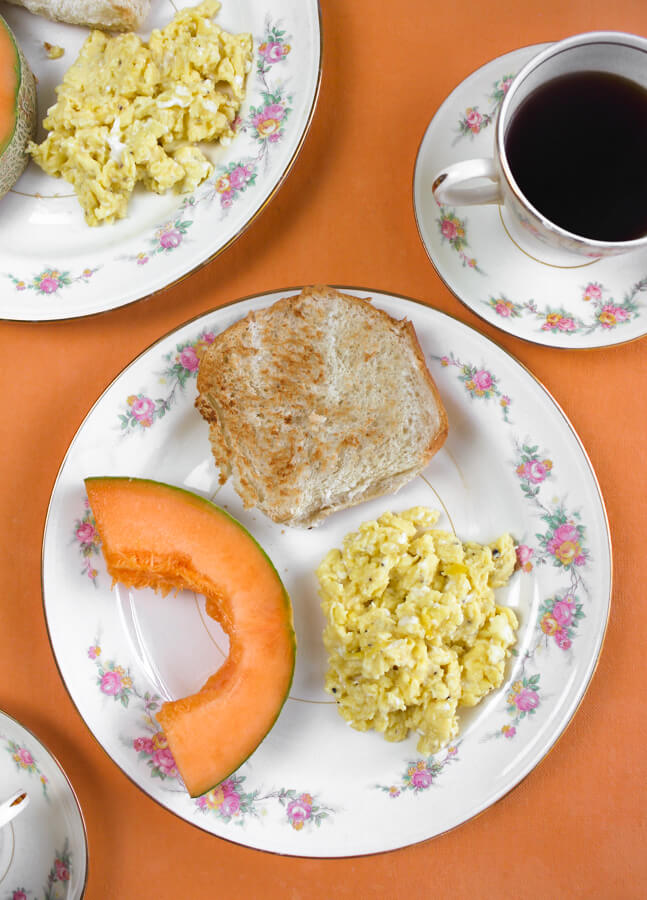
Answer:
[413, 45, 647, 349]
[41, 288, 611, 856]
[0, 0, 321, 321]
[0, 710, 87, 898]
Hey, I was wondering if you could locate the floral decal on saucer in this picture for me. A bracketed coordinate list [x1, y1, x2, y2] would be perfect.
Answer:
[453, 73, 514, 143]
[43, 838, 72, 900]
[436, 207, 484, 272]
[6, 266, 99, 297]
[483, 276, 646, 336]
[74, 500, 101, 586]
[126, 18, 293, 265]
[3, 737, 49, 797]
[436, 352, 511, 421]
[376, 745, 459, 798]
[118, 325, 217, 433]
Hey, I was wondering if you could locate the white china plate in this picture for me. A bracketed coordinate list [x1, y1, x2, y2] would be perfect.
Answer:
[0, 0, 321, 321]
[0, 710, 87, 897]
[42, 288, 611, 856]
[414, 45, 647, 349]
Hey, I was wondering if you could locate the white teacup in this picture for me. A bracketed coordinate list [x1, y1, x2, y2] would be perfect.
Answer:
[432, 31, 647, 262]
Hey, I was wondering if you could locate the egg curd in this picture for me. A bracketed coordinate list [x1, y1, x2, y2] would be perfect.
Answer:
[317, 507, 519, 754]
[29, 0, 252, 226]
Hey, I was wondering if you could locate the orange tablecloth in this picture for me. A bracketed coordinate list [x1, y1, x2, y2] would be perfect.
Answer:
[1, 0, 646, 896]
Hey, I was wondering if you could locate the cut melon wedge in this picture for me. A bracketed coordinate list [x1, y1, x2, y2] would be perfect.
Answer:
[0, 14, 36, 199]
[85, 476, 296, 797]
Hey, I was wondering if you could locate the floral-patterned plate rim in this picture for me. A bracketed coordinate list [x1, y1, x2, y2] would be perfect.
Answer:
[41, 288, 611, 857]
[0, 708, 88, 898]
[0, 0, 322, 322]
[413, 44, 647, 349]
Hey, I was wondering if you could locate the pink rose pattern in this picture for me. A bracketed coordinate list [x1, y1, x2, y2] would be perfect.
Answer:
[4, 737, 49, 797]
[118, 326, 217, 434]
[133, 729, 179, 781]
[195, 777, 334, 830]
[429, 360, 595, 746]
[44, 839, 72, 900]
[539, 593, 585, 651]
[483, 277, 645, 337]
[436, 208, 483, 272]
[74, 499, 101, 585]
[129, 20, 293, 264]
[89, 644, 134, 708]
[437, 352, 511, 422]
[7, 266, 98, 296]
[377, 746, 459, 798]
[454, 74, 514, 142]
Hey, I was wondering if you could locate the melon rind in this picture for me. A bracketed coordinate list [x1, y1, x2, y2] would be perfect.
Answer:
[85, 475, 297, 798]
[0, 15, 37, 199]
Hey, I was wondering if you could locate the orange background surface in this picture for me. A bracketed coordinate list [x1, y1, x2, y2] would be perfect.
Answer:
[1, 0, 646, 896]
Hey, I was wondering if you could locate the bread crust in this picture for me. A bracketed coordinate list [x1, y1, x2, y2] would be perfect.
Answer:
[4, 0, 151, 31]
[196, 286, 449, 527]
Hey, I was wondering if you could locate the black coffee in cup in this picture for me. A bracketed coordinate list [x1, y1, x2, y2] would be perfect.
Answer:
[505, 71, 647, 242]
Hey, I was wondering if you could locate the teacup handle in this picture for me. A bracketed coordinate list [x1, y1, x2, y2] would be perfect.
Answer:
[432, 158, 503, 206]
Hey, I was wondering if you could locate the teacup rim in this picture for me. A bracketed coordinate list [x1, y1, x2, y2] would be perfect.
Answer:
[495, 30, 647, 251]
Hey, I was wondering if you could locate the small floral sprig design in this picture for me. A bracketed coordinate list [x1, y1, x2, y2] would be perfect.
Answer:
[43, 838, 71, 900]
[538, 592, 585, 651]
[118, 326, 217, 433]
[196, 775, 260, 825]
[133, 729, 179, 781]
[376, 745, 459, 798]
[436, 352, 512, 422]
[3, 738, 49, 797]
[514, 442, 553, 499]
[132, 219, 193, 266]
[248, 88, 292, 149]
[10, 888, 30, 900]
[6, 266, 99, 296]
[502, 672, 541, 737]
[195, 781, 336, 830]
[536, 507, 588, 573]
[73, 499, 101, 586]
[453, 74, 514, 143]
[88, 642, 134, 708]
[87, 639, 185, 787]
[213, 160, 257, 210]
[278, 789, 334, 830]
[483, 277, 646, 336]
[257, 20, 291, 76]
[436, 207, 484, 272]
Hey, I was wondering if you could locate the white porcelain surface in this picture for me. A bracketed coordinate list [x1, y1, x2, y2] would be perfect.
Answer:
[0, 711, 87, 898]
[414, 45, 647, 348]
[0, 0, 321, 321]
[41, 288, 611, 856]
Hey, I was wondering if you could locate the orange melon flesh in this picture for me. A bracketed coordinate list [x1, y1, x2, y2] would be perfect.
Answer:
[0, 18, 19, 153]
[85, 476, 296, 797]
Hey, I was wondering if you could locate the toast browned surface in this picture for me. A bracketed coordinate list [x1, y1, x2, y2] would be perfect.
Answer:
[195, 286, 448, 526]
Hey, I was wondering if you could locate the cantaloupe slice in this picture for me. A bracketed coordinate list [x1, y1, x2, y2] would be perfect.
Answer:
[0, 14, 36, 198]
[85, 476, 296, 797]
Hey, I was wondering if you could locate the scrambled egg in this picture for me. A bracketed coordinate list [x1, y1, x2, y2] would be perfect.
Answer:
[29, 0, 252, 225]
[317, 507, 519, 754]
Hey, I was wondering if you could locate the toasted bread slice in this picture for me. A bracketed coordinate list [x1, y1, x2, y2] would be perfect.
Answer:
[5, 0, 151, 31]
[195, 286, 448, 527]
